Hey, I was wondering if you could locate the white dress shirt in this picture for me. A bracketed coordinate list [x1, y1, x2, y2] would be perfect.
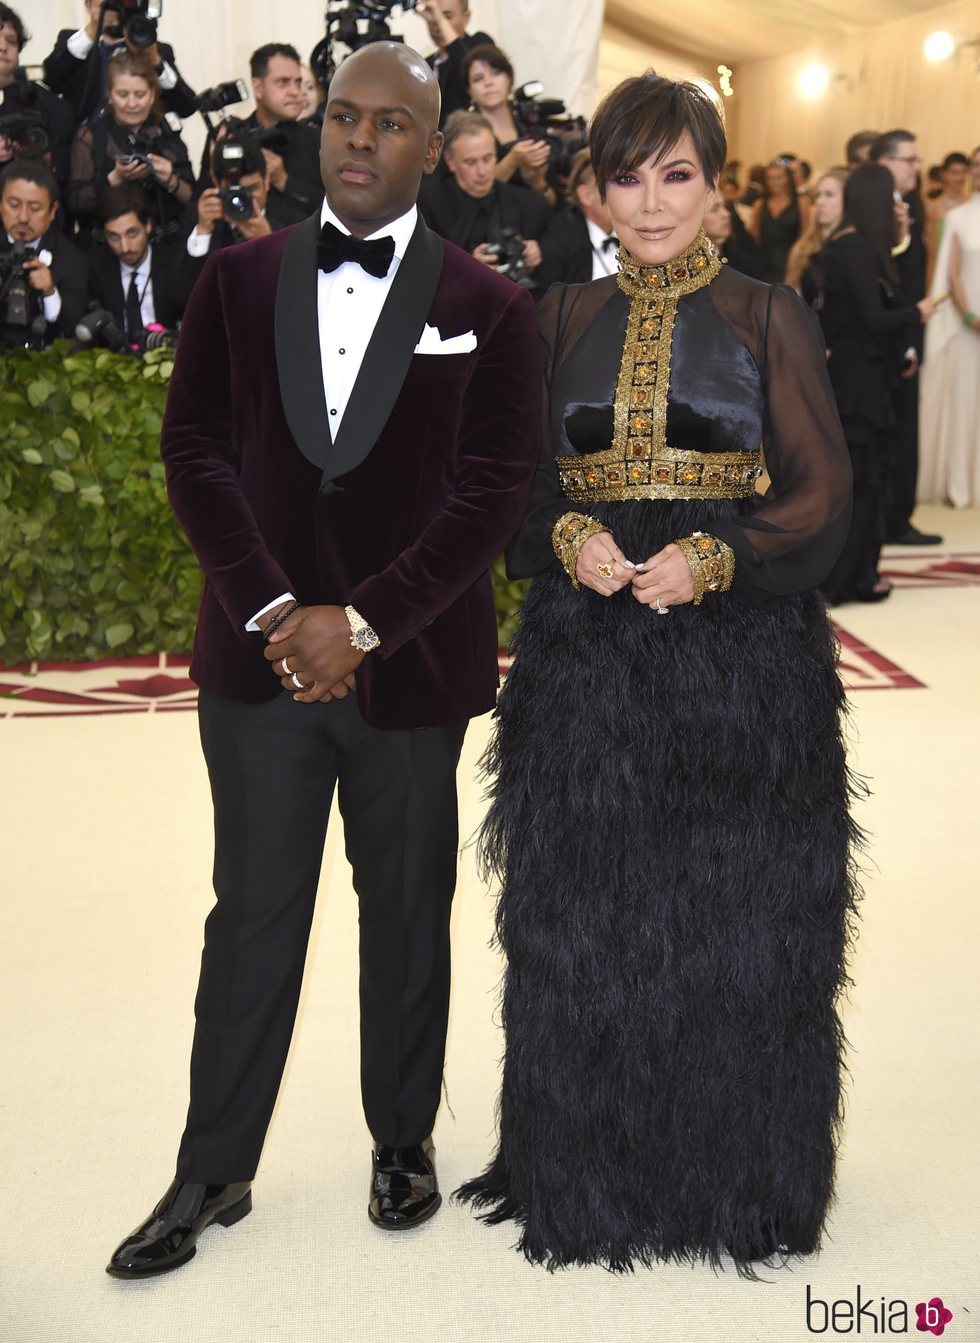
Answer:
[246, 198, 418, 630]
[586, 216, 619, 280]
[120, 247, 156, 327]
[6, 233, 61, 322]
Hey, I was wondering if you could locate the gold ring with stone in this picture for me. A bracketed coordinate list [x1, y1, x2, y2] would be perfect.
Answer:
[596, 561, 615, 579]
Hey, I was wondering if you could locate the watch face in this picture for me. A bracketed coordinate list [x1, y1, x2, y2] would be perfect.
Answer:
[355, 628, 378, 651]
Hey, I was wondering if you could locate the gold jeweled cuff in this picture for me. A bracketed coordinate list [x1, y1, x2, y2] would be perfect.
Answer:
[673, 531, 735, 605]
[552, 512, 608, 590]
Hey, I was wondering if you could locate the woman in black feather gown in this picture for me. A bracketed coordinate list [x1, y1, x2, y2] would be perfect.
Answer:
[456, 72, 861, 1273]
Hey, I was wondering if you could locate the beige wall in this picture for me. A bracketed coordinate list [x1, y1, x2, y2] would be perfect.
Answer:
[729, 0, 980, 175]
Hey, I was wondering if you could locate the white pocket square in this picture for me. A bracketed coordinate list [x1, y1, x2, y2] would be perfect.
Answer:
[414, 324, 477, 355]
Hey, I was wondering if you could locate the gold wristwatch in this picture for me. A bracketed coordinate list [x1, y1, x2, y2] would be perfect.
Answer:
[344, 605, 380, 653]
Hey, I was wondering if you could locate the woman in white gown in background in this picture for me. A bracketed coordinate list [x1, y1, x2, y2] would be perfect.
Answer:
[919, 147, 980, 508]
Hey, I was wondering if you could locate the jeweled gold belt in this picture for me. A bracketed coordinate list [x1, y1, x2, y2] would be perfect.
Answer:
[557, 446, 763, 503]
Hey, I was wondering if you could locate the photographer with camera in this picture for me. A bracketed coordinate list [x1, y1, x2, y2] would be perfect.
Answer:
[0, 157, 88, 346]
[419, 110, 550, 295]
[0, 6, 75, 195]
[418, 0, 495, 127]
[69, 49, 193, 241]
[86, 182, 184, 343]
[43, 0, 197, 127]
[460, 45, 556, 205]
[230, 44, 323, 219]
[535, 148, 618, 289]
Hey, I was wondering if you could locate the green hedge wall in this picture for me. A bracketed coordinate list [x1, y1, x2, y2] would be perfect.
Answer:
[0, 344, 527, 664]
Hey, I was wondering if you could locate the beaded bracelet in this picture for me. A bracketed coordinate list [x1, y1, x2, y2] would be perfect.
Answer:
[672, 532, 735, 605]
[261, 600, 301, 643]
[552, 512, 608, 590]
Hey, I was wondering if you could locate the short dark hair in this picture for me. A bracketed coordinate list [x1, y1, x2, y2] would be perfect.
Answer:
[0, 3, 27, 49]
[250, 44, 301, 79]
[942, 151, 969, 170]
[589, 70, 726, 199]
[460, 43, 514, 91]
[845, 130, 879, 166]
[840, 162, 898, 280]
[96, 184, 153, 228]
[870, 129, 915, 162]
[798, 159, 812, 182]
[0, 156, 57, 204]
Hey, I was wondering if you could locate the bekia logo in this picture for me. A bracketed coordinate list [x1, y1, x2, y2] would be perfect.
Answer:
[806, 1286, 955, 1334]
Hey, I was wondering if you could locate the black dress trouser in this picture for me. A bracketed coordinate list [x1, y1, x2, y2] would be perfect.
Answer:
[175, 688, 467, 1184]
[885, 374, 920, 538]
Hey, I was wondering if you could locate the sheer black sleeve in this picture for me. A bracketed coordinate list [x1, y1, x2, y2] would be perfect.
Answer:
[709, 279, 853, 604]
[503, 284, 571, 578]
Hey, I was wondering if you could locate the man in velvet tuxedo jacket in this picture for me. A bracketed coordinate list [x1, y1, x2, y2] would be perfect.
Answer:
[106, 41, 541, 1280]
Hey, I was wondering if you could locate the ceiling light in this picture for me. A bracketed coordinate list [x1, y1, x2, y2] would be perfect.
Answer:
[798, 63, 830, 100]
[924, 31, 956, 62]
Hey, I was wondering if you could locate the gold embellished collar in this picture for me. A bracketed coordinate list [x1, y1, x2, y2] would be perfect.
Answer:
[617, 230, 721, 298]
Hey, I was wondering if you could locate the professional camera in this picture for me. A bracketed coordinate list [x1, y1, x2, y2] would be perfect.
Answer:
[0, 242, 47, 345]
[75, 304, 127, 351]
[310, 1, 419, 92]
[484, 229, 534, 290]
[116, 122, 184, 177]
[0, 78, 51, 154]
[195, 79, 249, 116]
[214, 140, 256, 223]
[512, 81, 588, 179]
[100, 0, 163, 52]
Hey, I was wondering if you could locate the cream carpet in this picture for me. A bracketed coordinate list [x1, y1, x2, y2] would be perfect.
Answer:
[1, 503, 977, 1343]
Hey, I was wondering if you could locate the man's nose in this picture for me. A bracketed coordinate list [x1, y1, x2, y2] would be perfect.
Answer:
[347, 121, 376, 152]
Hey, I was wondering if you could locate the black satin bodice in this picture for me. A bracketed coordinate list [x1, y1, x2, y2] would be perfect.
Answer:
[555, 287, 765, 460]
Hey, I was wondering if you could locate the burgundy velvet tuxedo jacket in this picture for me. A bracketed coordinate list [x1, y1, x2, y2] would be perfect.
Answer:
[160, 212, 542, 729]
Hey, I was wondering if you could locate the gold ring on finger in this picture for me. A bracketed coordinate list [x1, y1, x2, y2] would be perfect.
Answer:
[596, 561, 614, 579]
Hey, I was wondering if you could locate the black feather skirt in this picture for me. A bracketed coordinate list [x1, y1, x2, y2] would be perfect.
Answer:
[457, 499, 861, 1273]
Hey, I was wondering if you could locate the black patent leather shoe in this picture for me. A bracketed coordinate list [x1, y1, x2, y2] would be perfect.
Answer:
[106, 1178, 252, 1278]
[887, 525, 943, 545]
[368, 1136, 441, 1230]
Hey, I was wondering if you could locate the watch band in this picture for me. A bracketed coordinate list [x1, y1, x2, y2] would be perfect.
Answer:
[344, 604, 380, 652]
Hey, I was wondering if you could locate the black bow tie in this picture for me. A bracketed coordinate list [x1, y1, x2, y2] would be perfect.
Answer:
[601, 234, 619, 252]
[317, 220, 396, 279]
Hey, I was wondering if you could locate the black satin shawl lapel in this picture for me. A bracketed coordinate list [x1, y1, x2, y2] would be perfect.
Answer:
[326, 217, 444, 488]
[275, 213, 330, 474]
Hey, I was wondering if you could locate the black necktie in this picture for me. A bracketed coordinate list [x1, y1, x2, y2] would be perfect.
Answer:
[125, 271, 143, 342]
[317, 220, 396, 279]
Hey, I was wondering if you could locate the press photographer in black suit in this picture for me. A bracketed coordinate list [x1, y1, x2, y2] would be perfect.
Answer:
[419, 0, 495, 127]
[233, 44, 323, 221]
[535, 149, 617, 289]
[88, 183, 184, 338]
[43, 0, 197, 126]
[419, 110, 551, 295]
[0, 157, 88, 345]
[0, 5, 75, 194]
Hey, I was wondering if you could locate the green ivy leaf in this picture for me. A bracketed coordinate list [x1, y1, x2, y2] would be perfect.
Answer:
[21, 448, 43, 465]
[49, 469, 77, 494]
[104, 622, 134, 648]
[27, 379, 54, 408]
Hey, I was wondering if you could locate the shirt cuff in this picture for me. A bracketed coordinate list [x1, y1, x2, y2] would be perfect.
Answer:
[245, 593, 296, 632]
[904, 347, 917, 360]
[66, 29, 95, 59]
[158, 62, 177, 90]
[186, 228, 213, 258]
[43, 290, 63, 322]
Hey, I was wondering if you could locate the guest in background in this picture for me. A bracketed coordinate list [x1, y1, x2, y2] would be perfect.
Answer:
[845, 131, 878, 168]
[919, 146, 980, 508]
[814, 164, 935, 605]
[749, 159, 809, 284]
[925, 152, 971, 288]
[714, 168, 761, 276]
[535, 148, 615, 288]
[787, 167, 847, 293]
[0, 5, 75, 195]
[298, 64, 324, 127]
[924, 165, 944, 201]
[461, 45, 554, 205]
[88, 183, 185, 340]
[69, 50, 193, 242]
[871, 128, 941, 545]
[236, 45, 323, 222]
[418, 0, 495, 127]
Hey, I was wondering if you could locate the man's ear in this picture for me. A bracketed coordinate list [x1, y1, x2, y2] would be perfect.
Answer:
[423, 131, 444, 176]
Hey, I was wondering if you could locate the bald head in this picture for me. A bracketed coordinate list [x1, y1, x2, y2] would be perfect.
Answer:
[329, 42, 442, 133]
[320, 40, 445, 237]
